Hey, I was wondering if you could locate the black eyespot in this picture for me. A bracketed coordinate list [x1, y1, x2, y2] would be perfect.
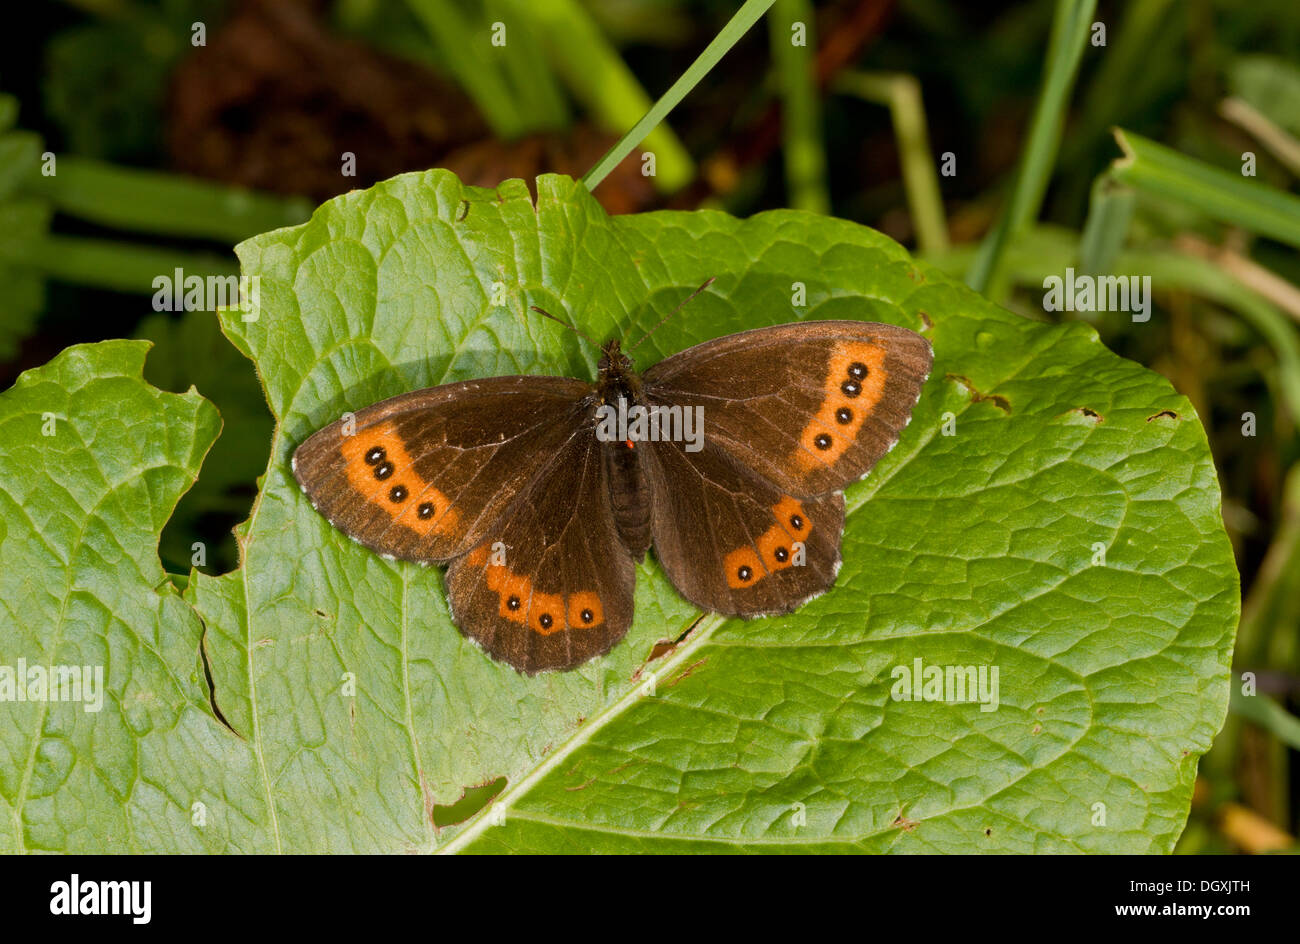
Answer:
[364, 446, 386, 465]
[374, 461, 394, 480]
[389, 484, 408, 503]
[580, 608, 594, 624]
[848, 362, 868, 380]
[507, 595, 521, 611]
[841, 380, 861, 397]
[835, 407, 853, 424]
[417, 502, 435, 519]
[539, 613, 553, 630]
[814, 433, 832, 450]
[775, 547, 789, 563]
[790, 514, 804, 529]
[737, 565, 753, 582]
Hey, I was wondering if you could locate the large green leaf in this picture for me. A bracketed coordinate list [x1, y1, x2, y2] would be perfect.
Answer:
[0, 341, 232, 853]
[0, 171, 1238, 853]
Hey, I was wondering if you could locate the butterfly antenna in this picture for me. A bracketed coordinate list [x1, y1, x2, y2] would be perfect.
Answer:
[529, 305, 602, 350]
[629, 277, 717, 352]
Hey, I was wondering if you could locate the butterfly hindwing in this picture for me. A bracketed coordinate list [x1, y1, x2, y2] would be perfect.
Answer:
[292, 376, 590, 563]
[643, 321, 932, 497]
[642, 435, 846, 616]
[445, 427, 635, 674]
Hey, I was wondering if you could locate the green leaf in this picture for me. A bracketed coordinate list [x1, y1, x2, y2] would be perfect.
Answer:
[2, 171, 1238, 853]
[0, 340, 229, 853]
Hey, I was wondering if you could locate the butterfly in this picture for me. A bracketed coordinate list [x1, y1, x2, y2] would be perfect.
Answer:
[292, 288, 932, 674]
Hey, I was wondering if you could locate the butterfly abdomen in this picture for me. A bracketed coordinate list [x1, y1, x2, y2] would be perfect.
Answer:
[602, 430, 653, 560]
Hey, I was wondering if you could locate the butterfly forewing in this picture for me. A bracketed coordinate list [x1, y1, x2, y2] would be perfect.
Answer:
[292, 376, 590, 563]
[643, 321, 932, 497]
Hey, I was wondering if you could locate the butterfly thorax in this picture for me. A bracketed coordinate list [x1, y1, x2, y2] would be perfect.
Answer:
[593, 339, 653, 560]
[596, 339, 644, 405]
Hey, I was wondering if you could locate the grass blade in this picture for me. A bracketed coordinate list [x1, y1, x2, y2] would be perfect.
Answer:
[1111, 128, 1300, 249]
[835, 71, 948, 252]
[1078, 174, 1134, 275]
[583, 0, 776, 192]
[770, 0, 828, 213]
[22, 234, 235, 293]
[965, 0, 1097, 297]
[532, 0, 694, 192]
[405, 0, 528, 138]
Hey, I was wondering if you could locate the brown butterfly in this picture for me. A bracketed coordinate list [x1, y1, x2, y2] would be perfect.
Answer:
[292, 291, 932, 674]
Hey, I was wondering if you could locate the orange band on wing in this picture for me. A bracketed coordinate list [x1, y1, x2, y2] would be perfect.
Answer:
[794, 341, 888, 472]
[466, 544, 606, 634]
[725, 498, 812, 589]
[343, 421, 461, 539]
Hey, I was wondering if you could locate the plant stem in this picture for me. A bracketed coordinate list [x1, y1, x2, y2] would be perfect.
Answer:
[583, 0, 776, 192]
[531, 0, 694, 192]
[770, 0, 828, 213]
[965, 0, 1096, 298]
[835, 71, 948, 252]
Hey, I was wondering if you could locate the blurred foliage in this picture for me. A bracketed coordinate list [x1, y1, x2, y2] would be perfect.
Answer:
[2, 0, 1298, 852]
[0, 96, 49, 362]
[42, 1, 226, 162]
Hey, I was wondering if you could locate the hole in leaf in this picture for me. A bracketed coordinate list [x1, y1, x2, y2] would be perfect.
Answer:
[432, 776, 507, 828]
[637, 615, 705, 676]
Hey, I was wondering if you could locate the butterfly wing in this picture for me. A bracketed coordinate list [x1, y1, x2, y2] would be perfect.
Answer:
[643, 321, 932, 497]
[293, 376, 634, 674]
[444, 426, 636, 674]
[639, 320, 929, 616]
[292, 376, 591, 563]
[641, 435, 845, 616]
